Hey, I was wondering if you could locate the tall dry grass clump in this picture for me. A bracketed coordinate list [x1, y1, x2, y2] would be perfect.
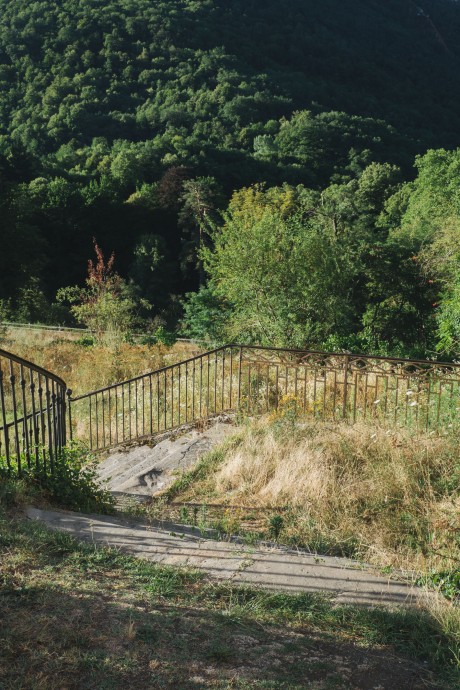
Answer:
[202, 418, 459, 572]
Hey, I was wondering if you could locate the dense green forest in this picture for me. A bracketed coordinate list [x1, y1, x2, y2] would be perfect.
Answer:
[2, 0, 460, 356]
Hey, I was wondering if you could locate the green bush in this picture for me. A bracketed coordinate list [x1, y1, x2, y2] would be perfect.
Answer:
[0, 445, 115, 514]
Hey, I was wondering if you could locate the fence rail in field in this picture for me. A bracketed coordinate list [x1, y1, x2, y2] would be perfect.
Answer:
[68, 345, 460, 452]
[0, 348, 68, 475]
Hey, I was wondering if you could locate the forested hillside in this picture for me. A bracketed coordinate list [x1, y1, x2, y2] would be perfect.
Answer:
[2, 0, 460, 356]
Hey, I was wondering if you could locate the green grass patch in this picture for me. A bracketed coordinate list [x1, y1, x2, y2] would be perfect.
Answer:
[0, 511, 458, 689]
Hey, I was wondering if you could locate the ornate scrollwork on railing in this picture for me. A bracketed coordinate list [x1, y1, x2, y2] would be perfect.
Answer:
[67, 344, 460, 453]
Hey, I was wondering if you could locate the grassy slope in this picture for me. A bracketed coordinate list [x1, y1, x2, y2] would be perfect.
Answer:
[165, 418, 460, 578]
[0, 511, 456, 690]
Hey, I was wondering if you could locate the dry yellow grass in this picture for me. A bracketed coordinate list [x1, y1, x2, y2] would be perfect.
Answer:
[175, 417, 460, 574]
[1, 328, 200, 396]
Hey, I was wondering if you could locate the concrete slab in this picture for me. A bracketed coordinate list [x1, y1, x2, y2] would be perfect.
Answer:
[26, 506, 421, 608]
[96, 421, 233, 497]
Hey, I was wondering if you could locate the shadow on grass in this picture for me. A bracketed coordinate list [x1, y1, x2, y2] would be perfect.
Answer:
[0, 584, 445, 690]
[0, 515, 455, 690]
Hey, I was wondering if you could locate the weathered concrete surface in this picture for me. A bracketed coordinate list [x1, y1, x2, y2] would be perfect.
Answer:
[26, 506, 421, 608]
[96, 422, 232, 498]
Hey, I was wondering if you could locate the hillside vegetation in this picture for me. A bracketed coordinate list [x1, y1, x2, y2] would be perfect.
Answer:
[2, 0, 460, 358]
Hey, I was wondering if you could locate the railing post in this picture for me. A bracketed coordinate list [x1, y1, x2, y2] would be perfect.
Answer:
[343, 354, 350, 421]
[0, 368, 11, 473]
[67, 389, 73, 442]
[237, 346, 243, 413]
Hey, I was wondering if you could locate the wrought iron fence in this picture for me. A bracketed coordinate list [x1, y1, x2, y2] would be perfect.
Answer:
[0, 348, 68, 476]
[69, 345, 460, 452]
[2, 343, 458, 471]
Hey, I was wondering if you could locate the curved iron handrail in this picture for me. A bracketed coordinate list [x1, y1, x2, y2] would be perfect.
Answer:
[0, 348, 67, 388]
[68, 344, 460, 452]
[0, 348, 68, 476]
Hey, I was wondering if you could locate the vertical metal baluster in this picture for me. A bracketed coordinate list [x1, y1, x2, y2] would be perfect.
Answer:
[363, 373, 369, 420]
[303, 366, 309, 416]
[57, 384, 64, 455]
[51, 381, 58, 459]
[156, 374, 160, 433]
[128, 382, 132, 440]
[95, 392, 100, 450]
[256, 364, 261, 414]
[149, 375, 153, 436]
[265, 365, 270, 413]
[313, 368, 318, 418]
[207, 355, 211, 416]
[449, 381, 454, 426]
[9, 362, 22, 475]
[352, 373, 358, 423]
[192, 360, 196, 421]
[425, 378, 431, 432]
[342, 356, 349, 421]
[0, 366, 11, 473]
[59, 384, 65, 452]
[178, 364, 181, 426]
[436, 380, 443, 426]
[394, 378, 400, 426]
[101, 389, 106, 449]
[275, 365, 279, 410]
[322, 369, 327, 419]
[67, 389, 73, 445]
[134, 380, 138, 438]
[332, 370, 337, 420]
[108, 388, 112, 447]
[45, 378, 54, 473]
[37, 375, 47, 470]
[164, 370, 167, 430]
[373, 375, 380, 420]
[114, 385, 119, 446]
[29, 371, 39, 471]
[171, 367, 175, 428]
[214, 352, 218, 414]
[56, 384, 64, 451]
[142, 377, 145, 437]
[229, 348, 233, 409]
[20, 364, 30, 468]
[247, 363, 251, 414]
[199, 356, 203, 417]
[185, 362, 189, 423]
[121, 384, 125, 443]
[405, 377, 411, 425]
[415, 379, 421, 428]
[383, 375, 389, 422]
[221, 350, 225, 412]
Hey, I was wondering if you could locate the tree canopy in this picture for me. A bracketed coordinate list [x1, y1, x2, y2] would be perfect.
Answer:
[2, 0, 460, 356]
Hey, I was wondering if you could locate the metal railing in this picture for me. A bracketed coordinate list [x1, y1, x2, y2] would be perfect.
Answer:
[0, 348, 68, 476]
[68, 345, 460, 452]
